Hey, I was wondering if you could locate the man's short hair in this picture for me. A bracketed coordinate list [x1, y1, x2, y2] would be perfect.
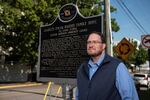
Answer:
[87, 31, 106, 43]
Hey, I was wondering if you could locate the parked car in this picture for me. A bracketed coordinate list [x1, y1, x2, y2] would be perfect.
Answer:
[133, 73, 150, 90]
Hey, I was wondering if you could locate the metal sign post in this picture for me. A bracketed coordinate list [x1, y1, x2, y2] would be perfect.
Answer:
[148, 49, 150, 72]
[62, 84, 73, 100]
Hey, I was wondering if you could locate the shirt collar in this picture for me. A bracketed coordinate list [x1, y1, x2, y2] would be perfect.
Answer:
[88, 51, 105, 68]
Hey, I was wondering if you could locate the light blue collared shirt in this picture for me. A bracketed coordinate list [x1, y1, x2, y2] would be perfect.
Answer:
[76, 52, 139, 100]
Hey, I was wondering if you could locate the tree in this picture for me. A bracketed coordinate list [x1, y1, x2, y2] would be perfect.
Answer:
[128, 44, 148, 68]
[0, 0, 42, 66]
[0, 0, 120, 67]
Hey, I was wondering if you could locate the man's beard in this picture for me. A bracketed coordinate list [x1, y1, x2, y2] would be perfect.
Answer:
[88, 51, 102, 57]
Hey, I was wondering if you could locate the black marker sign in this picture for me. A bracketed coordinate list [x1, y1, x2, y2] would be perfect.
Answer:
[38, 4, 103, 82]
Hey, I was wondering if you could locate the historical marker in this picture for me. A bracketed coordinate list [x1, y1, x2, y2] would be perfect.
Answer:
[37, 3, 103, 84]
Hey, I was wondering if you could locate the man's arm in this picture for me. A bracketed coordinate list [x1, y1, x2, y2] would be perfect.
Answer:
[116, 63, 139, 100]
[75, 87, 78, 100]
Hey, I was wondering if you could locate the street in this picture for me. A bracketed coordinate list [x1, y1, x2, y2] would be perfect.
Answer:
[0, 83, 64, 100]
[0, 82, 150, 100]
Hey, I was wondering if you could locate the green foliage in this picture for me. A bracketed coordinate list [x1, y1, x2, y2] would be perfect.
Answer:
[110, 5, 117, 12]
[111, 18, 120, 32]
[76, 0, 102, 16]
[76, 0, 119, 31]
[0, 0, 41, 66]
[128, 45, 148, 67]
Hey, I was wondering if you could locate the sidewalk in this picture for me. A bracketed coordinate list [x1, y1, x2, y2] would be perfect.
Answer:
[0, 82, 65, 100]
[0, 82, 76, 100]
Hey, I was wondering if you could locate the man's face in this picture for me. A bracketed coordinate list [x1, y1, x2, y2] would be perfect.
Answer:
[87, 33, 106, 57]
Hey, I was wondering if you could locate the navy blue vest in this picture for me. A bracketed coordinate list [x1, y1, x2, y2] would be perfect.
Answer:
[77, 54, 122, 100]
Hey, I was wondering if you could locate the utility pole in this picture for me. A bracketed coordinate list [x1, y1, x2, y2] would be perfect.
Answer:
[148, 49, 150, 72]
[104, 0, 113, 56]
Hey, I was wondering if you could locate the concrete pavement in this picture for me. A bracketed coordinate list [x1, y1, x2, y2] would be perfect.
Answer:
[0, 82, 76, 100]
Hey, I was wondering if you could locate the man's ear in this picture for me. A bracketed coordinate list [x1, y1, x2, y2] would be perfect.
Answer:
[102, 43, 106, 50]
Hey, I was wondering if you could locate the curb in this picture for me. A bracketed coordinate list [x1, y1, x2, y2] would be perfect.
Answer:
[0, 82, 43, 89]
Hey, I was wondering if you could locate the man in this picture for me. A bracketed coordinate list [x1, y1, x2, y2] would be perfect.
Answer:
[76, 32, 139, 100]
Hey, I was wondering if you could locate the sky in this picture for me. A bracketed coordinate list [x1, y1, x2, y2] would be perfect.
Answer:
[110, 0, 150, 42]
